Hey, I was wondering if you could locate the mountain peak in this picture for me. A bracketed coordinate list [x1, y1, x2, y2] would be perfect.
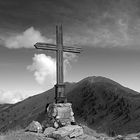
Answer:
[79, 76, 121, 86]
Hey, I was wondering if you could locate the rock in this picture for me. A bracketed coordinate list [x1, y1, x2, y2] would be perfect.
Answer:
[68, 125, 84, 138]
[114, 135, 125, 140]
[101, 137, 114, 140]
[52, 128, 70, 139]
[54, 121, 59, 128]
[131, 137, 139, 140]
[61, 136, 71, 140]
[52, 125, 83, 140]
[44, 127, 56, 137]
[124, 137, 139, 140]
[75, 134, 98, 140]
[47, 103, 75, 127]
[25, 121, 42, 133]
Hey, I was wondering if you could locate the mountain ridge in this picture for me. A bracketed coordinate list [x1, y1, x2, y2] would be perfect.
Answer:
[0, 76, 140, 136]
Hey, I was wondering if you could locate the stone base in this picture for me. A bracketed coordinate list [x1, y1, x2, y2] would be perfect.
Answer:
[47, 103, 75, 128]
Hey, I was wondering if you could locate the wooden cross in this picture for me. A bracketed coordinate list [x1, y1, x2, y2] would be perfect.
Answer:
[34, 25, 82, 103]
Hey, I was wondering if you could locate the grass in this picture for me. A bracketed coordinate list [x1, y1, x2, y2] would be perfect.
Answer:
[1, 126, 140, 140]
[0, 125, 107, 140]
[0, 131, 49, 140]
[0, 128, 48, 140]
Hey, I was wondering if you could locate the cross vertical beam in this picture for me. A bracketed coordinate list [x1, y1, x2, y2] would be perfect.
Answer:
[56, 25, 63, 84]
[34, 25, 82, 103]
[55, 25, 66, 103]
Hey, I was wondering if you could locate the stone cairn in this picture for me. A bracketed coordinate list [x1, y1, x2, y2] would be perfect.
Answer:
[25, 102, 84, 140]
[25, 25, 83, 139]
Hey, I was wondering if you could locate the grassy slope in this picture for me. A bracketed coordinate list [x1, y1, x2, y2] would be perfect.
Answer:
[0, 83, 75, 132]
[0, 131, 50, 140]
[67, 76, 140, 135]
[0, 104, 12, 112]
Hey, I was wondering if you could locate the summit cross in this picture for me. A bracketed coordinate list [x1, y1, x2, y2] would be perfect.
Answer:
[34, 25, 82, 103]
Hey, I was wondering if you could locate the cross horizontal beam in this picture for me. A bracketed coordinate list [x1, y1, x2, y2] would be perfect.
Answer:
[34, 42, 82, 53]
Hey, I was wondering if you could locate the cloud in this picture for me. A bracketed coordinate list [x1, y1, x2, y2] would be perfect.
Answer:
[27, 54, 56, 88]
[27, 53, 77, 88]
[1, 0, 140, 49]
[3, 27, 53, 49]
[0, 89, 38, 104]
[0, 22, 135, 50]
[64, 28, 129, 48]
[64, 52, 77, 71]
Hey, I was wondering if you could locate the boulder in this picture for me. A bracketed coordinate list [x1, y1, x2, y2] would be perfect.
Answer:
[47, 103, 75, 127]
[73, 134, 99, 140]
[52, 128, 70, 139]
[44, 127, 56, 137]
[68, 125, 84, 138]
[61, 136, 71, 140]
[52, 125, 83, 140]
[25, 121, 42, 133]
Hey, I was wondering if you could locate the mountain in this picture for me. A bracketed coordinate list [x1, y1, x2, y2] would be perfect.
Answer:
[67, 76, 140, 136]
[1, 76, 140, 136]
[0, 104, 12, 112]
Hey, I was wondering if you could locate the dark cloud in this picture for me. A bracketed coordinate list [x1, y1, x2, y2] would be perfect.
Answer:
[0, 0, 140, 48]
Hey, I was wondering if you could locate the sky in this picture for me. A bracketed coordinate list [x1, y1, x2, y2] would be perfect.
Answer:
[0, 0, 140, 103]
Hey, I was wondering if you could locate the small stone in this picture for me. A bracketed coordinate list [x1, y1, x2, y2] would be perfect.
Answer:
[52, 125, 83, 140]
[76, 134, 98, 140]
[114, 135, 124, 140]
[54, 121, 59, 128]
[126, 137, 139, 140]
[44, 127, 56, 137]
[68, 125, 84, 138]
[124, 138, 133, 140]
[61, 136, 71, 140]
[52, 129, 70, 139]
[132, 137, 139, 140]
[101, 137, 114, 140]
[25, 121, 42, 133]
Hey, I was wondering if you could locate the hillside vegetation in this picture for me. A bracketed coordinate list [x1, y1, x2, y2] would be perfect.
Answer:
[68, 77, 140, 135]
